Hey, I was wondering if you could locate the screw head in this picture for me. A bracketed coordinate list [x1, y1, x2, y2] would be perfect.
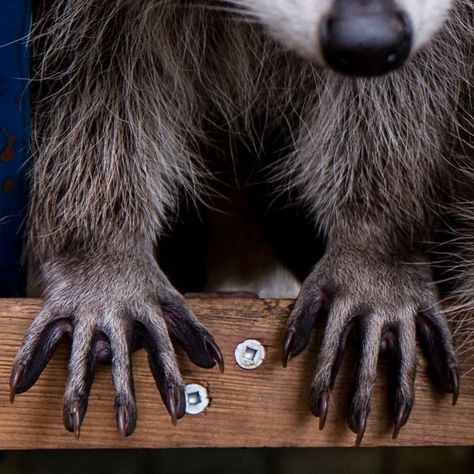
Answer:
[234, 339, 266, 370]
[185, 383, 209, 415]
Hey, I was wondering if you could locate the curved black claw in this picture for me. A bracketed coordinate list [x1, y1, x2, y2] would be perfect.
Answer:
[450, 368, 460, 406]
[318, 391, 329, 431]
[282, 329, 295, 368]
[72, 403, 81, 439]
[167, 386, 180, 426]
[355, 413, 368, 447]
[309, 389, 330, 430]
[392, 401, 411, 440]
[353, 409, 369, 447]
[205, 337, 225, 373]
[64, 396, 89, 438]
[9, 362, 25, 404]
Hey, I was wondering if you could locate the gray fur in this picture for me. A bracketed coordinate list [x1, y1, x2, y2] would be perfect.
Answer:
[15, 0, 473, 437]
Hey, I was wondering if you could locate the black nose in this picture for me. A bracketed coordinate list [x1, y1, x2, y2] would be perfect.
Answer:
[320, 12, 412, 76]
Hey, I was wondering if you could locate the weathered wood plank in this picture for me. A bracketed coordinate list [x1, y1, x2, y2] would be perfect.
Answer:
[0, 298, 472, 449]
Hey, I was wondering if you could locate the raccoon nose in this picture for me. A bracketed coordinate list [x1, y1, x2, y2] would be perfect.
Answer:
[320, 12, 412, 76]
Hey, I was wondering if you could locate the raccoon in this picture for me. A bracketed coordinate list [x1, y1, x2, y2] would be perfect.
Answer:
[10, 0, 472, 444]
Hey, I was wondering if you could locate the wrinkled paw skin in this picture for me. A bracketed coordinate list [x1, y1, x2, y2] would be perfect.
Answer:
[283, 248, 459, 446]
[10, 257, 223, 438]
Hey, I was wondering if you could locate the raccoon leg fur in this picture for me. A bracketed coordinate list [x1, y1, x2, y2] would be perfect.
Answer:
[442, 199, 474, 368]
[10, 0, 223, 438]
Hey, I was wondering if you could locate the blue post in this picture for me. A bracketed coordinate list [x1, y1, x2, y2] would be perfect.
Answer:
[0, 1, 31, 296]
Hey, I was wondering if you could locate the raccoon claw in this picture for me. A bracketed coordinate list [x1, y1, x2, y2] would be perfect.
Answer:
[392, 401, 411, 440]
[166, 386, 181, 426]
[450, 368, 460, 406]
[282, 329, 295, 368]
[72, 404, 82, 439]
[9, 362, 24, 404]
[205, 337, 225, 373]
[353, 409, 369, 447]
[63, 399, 87, 439]
[310, 389, 329, 430]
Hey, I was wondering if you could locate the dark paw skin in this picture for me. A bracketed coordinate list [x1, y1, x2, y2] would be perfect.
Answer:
[10, 255, 223, 438]
[283, 246, 459, 446]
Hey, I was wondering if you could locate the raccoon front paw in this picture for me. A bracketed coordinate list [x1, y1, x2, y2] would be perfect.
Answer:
[282, 249, 459, 445]
[10, 256, 223, 437]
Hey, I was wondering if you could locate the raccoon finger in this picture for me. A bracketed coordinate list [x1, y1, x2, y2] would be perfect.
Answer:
[11, 311, 73, 401]
[108, 323, 137, 437]
[380, 323, 416, 439]
[348, 318, 383, 447]
[309, 303, 356, 430]
[160, 296, 224, 372]
[138, 315, 186, 425]
[63, 321, 97, 438]
[283, 284, 325, 367]
[416, 307, 459, 405]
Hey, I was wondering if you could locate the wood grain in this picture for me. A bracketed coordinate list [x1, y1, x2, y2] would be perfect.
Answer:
[0, 297, 473, 449]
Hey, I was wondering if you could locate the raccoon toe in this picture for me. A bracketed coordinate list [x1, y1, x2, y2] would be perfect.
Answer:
[63, 322, 118, 437]
[283, 284, 326, 367]
[159, 293, 224, 372]
[416, 306, 459, 405]
[10, 309, 73, 402]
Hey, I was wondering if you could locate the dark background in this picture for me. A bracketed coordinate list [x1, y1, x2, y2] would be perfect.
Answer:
[1, 448, 473, 474]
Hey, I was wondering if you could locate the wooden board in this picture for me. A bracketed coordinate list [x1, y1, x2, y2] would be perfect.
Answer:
[0, 298, 473, 449]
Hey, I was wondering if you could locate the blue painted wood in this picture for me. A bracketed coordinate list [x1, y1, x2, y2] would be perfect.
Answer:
[0, 1, 31, 296]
